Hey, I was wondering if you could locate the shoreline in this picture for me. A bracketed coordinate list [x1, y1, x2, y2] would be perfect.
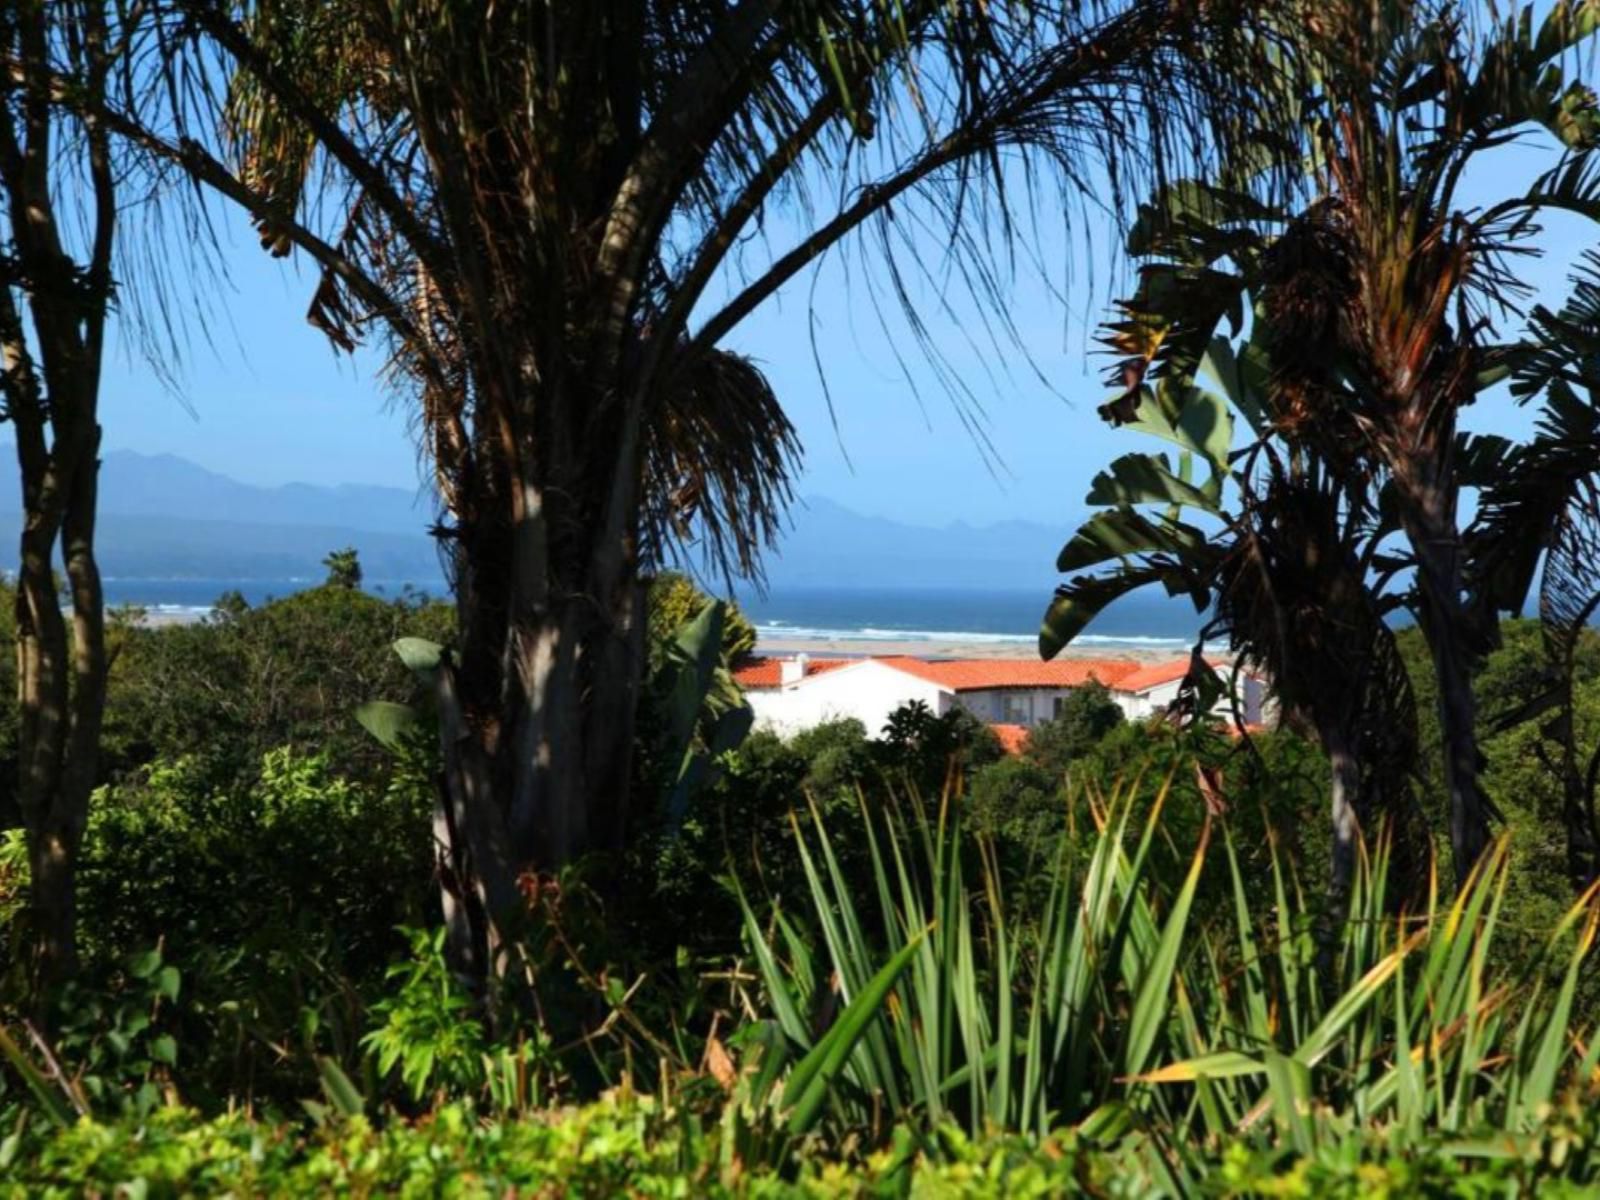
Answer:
[754, 635, 1187, 663]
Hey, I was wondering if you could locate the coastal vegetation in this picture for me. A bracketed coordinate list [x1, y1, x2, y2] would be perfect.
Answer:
[7, 0, 1600, 1194]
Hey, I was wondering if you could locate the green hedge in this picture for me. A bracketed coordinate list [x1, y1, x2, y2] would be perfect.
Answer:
[10, 1093, 1600, 1199]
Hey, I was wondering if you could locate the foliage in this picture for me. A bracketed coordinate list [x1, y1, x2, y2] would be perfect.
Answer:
[321, 547, 363, 590]
[646, 598, 756, 827]
[1022, 680, 1125, 780]
[966, 757, 1060, 845]
[0, 746, 438, 1109]
[102, 584, 453, 787]
[31, 946, 184, 1121]
[361, 927, 487, 1103]
[13, 1086, 1600, 1198]
[739, 772, 1600, 1186]
[877, 701, 1003, 793]
[648, 572, 757, 667]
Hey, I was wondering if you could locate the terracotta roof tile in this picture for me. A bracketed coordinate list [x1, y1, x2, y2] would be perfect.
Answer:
[732, 656, 853, 689]
[874, 656, 1142, 691]
[1115, 658, 1212, 693]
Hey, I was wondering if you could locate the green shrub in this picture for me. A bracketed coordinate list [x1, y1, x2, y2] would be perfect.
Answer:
[9, 746, 439, 1108]
[740, 775, 1600, 1171]
[362, 926, 488, 1103]
[102, 584, 453, 787]
[8, 1091, 1600, 1198]
[1022, 679, 1124, 780]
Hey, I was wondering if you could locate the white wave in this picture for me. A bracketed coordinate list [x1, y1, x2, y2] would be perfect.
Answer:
[754, 622, 1193, 648]
[756, 623, 1022, 643]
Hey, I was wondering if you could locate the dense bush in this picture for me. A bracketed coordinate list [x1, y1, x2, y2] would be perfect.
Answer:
[9, 1085, 1600, 1197]
[0, 744, 437, 1110]
[1020, 678, 1125, 780]
[101, 583, 453, 786]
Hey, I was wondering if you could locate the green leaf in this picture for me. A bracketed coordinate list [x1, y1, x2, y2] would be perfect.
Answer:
[149, 1035, 178, 1067]
[393, 637, 445, 679]
[317, 1056, 367, 1118]
[1122, 828, 1208, 1078]
[155, 965, 181, 1003]
[1086, 454, 1219, 512]
[355, 700, 420, 749]
[0, 1025, 73, 1127]
[1056, 508, 1205, 573]
[1132, 1049, 1264, 1084]
[1042, 534, 1213, 660]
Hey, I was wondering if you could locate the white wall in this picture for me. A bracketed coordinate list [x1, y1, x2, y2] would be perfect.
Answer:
[747, 663, 1274, 741]
[746, 660, 952, 739]
[1116, 675, 1270, 725]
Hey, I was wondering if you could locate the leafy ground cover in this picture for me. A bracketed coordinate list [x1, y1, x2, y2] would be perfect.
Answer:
[10, 1091, 1600, 1198]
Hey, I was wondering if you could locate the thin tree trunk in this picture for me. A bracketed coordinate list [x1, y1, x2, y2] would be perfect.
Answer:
[1561, 742, 1600, 894]
[1, 0, 117, 996]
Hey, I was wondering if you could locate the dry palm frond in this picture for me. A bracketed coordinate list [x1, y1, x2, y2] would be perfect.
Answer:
[644, 347, 800, 586]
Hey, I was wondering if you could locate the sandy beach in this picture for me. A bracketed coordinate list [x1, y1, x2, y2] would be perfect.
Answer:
[754, 635, 1183, 663]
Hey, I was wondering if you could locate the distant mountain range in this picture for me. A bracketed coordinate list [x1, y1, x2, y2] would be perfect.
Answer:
[763, 497, 1072, 590]
[0, 449, 1076, 590]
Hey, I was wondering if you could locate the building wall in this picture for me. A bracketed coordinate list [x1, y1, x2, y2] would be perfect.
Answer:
[954, 687, 1078, 727]
[745, 660, 952, 739]
[1117, 675, 1270, 724]
[746, 663, 1274, 740]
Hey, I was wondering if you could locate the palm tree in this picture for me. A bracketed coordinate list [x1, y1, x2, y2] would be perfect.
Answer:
[1469, 251, 1600, 892]
[43, 0, 1290, 982]
[1048, 0, 1600, 886]
[1040, 301, 1422, 912]
[322, 547, 363, 590]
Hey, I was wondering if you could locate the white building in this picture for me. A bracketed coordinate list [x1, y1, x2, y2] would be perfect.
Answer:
[733, 654, 1270, 746]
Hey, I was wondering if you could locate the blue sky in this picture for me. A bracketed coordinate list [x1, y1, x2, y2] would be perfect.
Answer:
[97, 192, 1137, 528]
[96, 94, 1598, 532]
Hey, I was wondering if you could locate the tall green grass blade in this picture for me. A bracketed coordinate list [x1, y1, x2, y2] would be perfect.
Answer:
[0, 1024, 74, 1127]
[782, 929, 928, 1135]
[1122, 821, 1209, 1079]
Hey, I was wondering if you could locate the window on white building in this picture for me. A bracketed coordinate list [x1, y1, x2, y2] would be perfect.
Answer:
[1003, 694, 1031, 724]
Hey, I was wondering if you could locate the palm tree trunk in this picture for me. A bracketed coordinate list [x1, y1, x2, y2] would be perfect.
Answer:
[433, 450, 649, 988]
[1397, 478, 1492, 887]
[1325, 728, 1361, 912]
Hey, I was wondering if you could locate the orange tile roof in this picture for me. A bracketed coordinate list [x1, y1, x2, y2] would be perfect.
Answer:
[732, 656, 854, 689]
[990, 723, 1030, 755]
[874, 656, 1142, 691]
[1115, 658, 1208, 693]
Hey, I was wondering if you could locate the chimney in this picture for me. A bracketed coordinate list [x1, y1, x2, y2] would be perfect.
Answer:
[780, 653, 809, 686]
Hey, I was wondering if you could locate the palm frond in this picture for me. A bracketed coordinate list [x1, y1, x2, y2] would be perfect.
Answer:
[645, 347, 801, 585]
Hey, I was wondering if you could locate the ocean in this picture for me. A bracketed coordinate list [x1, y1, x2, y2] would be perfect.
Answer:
[738, 586, 1202, 651]
[101, 578, 1204, 653]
